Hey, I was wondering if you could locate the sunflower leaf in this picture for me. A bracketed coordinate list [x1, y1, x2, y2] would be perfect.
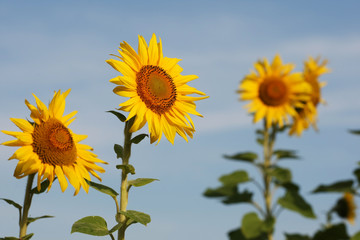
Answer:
[278, 190, 316, 218]
[119, 210, 151, 226]
[312, 180, 354, 193]
[224, 152, 258, 163]
[312, 223, 349, 240]
[222, 190, 253, 204]
[285, 233, 311, 240]
[107, 110, 126, 122]
[31, 178, 57, 194]
[27, 215, 54, 225]
[349, 129, 360, 135]
[241, 212, 263, 239]
[353, 168, 360, 184]
[0, 198, 22, 210]
[219, 170, 250, 185]
[131, 134, 149, 144]
[116, 164, 136, 175]
[203, 185, 238, 198]
[269, 167, 292, 184]
[0, 234, 34, 240]
[108, 222, 122, 234]
[273, 149, 299, 160]
[351, 231, 360, 240]
[128, 178, 158, 187]
[114, 144, 124, 159]
[85, 179, 119, 197]
[71, 216, 110, 236]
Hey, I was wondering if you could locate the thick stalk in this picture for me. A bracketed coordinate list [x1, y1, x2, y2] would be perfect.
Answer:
[19, 174, 35, 238]
[118, 118, 134, 240]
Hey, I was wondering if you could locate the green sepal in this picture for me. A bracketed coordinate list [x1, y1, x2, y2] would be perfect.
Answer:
[203, 185, 237, 198]
[131, 134, 149, 144]
[27, 215, 54, 225]
[116, 164, 136, 175]
[107, 110, 126, 122]
[85, 179, 119, 198]
[222, 190, 253, 204]
[128, 178, 158, 187]
[351, 231, 360, 240]
[353, 168, 360, 184]
[312, 223, 349, 240]
[119, 210, 151, 226]
[278, 190, 316, 218]
[114, 144, 124, 159]
[269, 167, 292, 184]
[219, 170, 250, 185]
[241, 212, 263, 239]
[31, 178, 57, 194]
[224, 152, 258, 163]
[273, 150, 299, 160]
[285, 233, 311, 240]
[312, 180, 354, 193]
[0, 198, 22, 211]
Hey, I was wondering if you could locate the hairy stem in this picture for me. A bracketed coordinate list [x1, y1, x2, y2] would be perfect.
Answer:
[19, 174, 35, 238]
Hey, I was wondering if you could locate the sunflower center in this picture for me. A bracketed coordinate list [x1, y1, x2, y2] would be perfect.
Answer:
[136, 65, 177, 114]
[259, 79, 288, 106]
[32, 118, 77, 166]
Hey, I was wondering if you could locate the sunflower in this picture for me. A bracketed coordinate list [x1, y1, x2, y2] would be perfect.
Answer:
[106, 33, 208, 144]
[289, 57, 329, 136]
[1, 89, 107, 195]
[334, 192, 356, 225]
[239, 55, 310, 129]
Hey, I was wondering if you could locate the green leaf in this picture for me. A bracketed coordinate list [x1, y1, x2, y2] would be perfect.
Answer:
[0, 235, 34, 240]
[31, 178, 57, 194]
[119, 210, 151, 226]
[27, 215, 54, 225]
[241, 212, 263, 239]
[349, 129, 360, 135]
[131, 134, 149, 144]
[256, 138, 264, 146]
[285, 233, 311, 240]
[23, 233, 34, 240]
[273, 150, 299, 160]
[269, 167, 292, 184]
[71, 216, 110, 236]
[222, 190, 253, 204]
[203, 185, 237, 198]
[107, 110, 126, 122]
[312, 180, 354, 193]
[219, 170, 249, 185]
[116, 164, 136, 175]
[261, 217, 275, 234]
[278, 190, 316, 218]
[312, 223, 349, 240]
[108, 222, 122, 234]
[85, 179, 119, 198]
[353, 168, 360, 184]
[114, 144, 124, 159]
[0, 198, 22, 210]
[351, 231, 360, 240]
[281, 182, 300, 192]
[128, 178, 158, 187]
[228, 228, 266, 240]
[224, 152, 258, 163]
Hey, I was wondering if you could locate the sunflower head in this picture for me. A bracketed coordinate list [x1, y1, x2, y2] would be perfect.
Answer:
[106, 33, 208, 144]
[289, 57, 329, 136]
[333, 192, 356, 225]
[1, 89, 107, 195]
[239, 55, 310, 129]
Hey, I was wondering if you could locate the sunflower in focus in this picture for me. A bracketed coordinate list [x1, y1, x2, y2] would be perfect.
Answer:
[289, 57, 329, 136]
[333, 192, 356, 225]
[106, 33, 208, 144]
[239, 55, 310, 128]
[1, 90, 107, 195]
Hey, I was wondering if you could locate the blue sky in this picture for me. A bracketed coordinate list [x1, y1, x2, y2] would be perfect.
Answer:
[1, 1, 360, 239]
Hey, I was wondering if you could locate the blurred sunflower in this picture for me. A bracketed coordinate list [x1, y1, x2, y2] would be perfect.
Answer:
[334, 192, 356, 225]
[2, 90, 107, 195]
[106, 33, 208, 144]
[239, 55, 310, 128]
[289, 57, 329, 136]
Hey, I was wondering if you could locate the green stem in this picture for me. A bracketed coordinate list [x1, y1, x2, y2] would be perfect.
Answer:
[118, 118, 134, 240]
[19, 174, 35, 239]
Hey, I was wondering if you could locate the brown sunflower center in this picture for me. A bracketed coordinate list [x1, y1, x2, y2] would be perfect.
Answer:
[136, 65, 177, 114]
[259, 79, 288, 106]
[32, 118, 77, 166]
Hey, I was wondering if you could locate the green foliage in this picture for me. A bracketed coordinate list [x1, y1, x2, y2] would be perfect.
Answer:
[114, 144, 124, 159]
[107, 110, 126, 122]
[119, 210, 151, 226]
[312, 223, 349, 240]
[241, 212, 274, 239]
[224, 152, 258, 163]
[71, 216, 118, 236]
[116, 164, 136, 175]
[0, 233, 34, 240]
[203, 185, 237, 198]
[353, 168, 360, 184]
[31, 178, 57, 194]
[0, 198, 22, 210]
[128, 178, 158, 187]
[269, 167, 292, 184]
[312, 180, 354, 193]
[351, 231, 360, 240]
[284, 233, 311, 240]
[219, 171, 250, 185]
[85, 179, 119, 198]
[349, 129, 360, 135]
[131, 134, 149, 144]
[222, 190, 253, 204]
[273, 150, 299, 160]
[27, 215, 54, 225]
[278, 190, 316, 218]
